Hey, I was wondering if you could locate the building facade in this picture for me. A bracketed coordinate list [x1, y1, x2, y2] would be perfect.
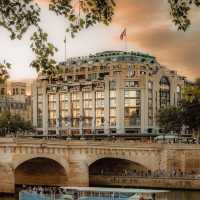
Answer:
[0, 81, 32, 122]
[32, 51, 185, 136]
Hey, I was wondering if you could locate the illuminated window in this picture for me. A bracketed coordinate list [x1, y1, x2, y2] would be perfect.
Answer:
[124, 89, 140, 127]
[48, 93, 56, 128]
[71, 92, 80, 128]
[160, 77, 170, 108]
[83, 92, 92, 127]
[59, 93, 68, 127]
[95, 91, 104, 127]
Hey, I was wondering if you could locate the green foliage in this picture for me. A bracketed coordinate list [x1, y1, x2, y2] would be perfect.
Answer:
[50, 0, 115, 37]
[30, 28, 60, 78]
[0, 0, 115, 39]
[181, 78, 200, 131]
[0, 0, 40, 39]
[0, 111, 34, 135]
[157, 106, 183, 134]
[181, 99, 200, 131]
[183, 78, 200, 102]
[168, 0, 200, 31]
[1, 0, 199, 40]
[158, 79, 200, 135]
[0, 60, 11, 84]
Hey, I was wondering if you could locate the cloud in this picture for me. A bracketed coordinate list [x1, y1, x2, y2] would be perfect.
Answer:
[113, 0, 200, 80]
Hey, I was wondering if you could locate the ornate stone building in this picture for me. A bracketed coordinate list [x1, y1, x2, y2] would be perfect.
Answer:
[32, 51, 185, 136]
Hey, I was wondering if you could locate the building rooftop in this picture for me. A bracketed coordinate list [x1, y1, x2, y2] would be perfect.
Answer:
[60, 51, 157, 66]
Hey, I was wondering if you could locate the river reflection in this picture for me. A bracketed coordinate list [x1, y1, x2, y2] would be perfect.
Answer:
[1, 190, 200, 200]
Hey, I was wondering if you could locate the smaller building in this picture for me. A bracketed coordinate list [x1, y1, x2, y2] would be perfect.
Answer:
[0, 81, 32, 122]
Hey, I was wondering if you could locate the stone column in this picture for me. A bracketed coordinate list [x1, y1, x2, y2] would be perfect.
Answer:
[0, 164, 15, 194]
[170, 78, 176, 106]
[92, 90, 96, 134]
[32, 81, 37, 128]
[141, 77, 148, 134]
[42, 81, 48, 135]
[104, 79, 110, 135]
[68, 92, 72, 136]
[56, 93, 60, 136]
[79, 92, 83, 136]
[116, 73, 124, 134]
[67, 161, 89, 187]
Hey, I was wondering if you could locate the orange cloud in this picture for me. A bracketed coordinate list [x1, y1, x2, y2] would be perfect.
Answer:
[112, 0, 200, 80]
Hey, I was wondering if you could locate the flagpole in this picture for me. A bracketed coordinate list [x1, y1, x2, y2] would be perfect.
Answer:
[64, 34, 67, 66]
[125, 29, 128, 52]
[120, 28, 128, 52]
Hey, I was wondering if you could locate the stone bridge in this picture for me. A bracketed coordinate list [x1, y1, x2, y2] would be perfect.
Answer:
[1, 138, 200, 193]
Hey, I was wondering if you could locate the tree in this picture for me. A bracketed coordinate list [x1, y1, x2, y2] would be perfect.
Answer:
[0, 0, 199, 39]
[0, 111, 34, 136]
[1, 0, 115, 76]
[0, 0, 115, 39]
[168, 0, 200, 31]
[181, 78, 200, 140]
[157, 106, 183, 135]
[0, 61, 11, 84]
[30, 28, 60, 77]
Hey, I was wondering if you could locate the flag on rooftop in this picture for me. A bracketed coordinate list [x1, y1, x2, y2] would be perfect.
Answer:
[120, 28, 127, 40]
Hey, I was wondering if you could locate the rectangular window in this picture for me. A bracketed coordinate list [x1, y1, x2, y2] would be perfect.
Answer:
[59, 93, 68, 127]
[71, 92, 80, 128]
[124, 89, 140, 127]
[109, 89, 116, 127]
[95, 91, 104, 127]
[48, 93, 57, 128]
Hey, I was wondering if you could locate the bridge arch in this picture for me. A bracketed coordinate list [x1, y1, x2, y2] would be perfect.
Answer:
[88, 157, 151, 187]
[14, 156, 68, 187]
[13, 154, 68, 170]
[87, 152, 156, 171]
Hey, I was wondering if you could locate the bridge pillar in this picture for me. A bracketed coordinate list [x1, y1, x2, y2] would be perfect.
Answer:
[68, 161, 89, 187]
[0, 164, 15, 194]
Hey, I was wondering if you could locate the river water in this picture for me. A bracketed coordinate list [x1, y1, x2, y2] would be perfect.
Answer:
[1, 190, 200, 200]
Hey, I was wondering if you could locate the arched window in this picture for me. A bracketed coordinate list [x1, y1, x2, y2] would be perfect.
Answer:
[160, 76, 170, 108]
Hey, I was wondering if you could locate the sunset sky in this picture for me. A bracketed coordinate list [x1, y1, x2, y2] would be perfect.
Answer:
[0, 0, 200, 80]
